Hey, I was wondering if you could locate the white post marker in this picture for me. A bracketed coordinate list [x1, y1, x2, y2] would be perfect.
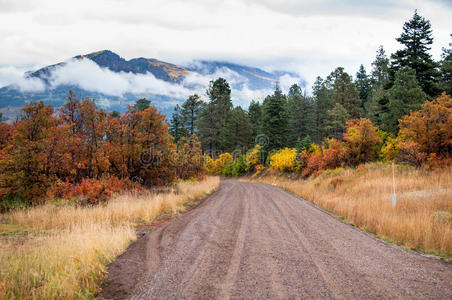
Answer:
[392, 162, 397, 208]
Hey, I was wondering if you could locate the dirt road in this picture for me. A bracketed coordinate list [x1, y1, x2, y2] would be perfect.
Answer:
[102, 181, 452, 299]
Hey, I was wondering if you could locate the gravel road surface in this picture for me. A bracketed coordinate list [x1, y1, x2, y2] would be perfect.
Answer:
[101, 181, 452, 299]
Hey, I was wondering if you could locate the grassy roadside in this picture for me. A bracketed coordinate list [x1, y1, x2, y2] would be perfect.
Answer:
[0, 176, 220, 299]
[246, 163, 452, 259]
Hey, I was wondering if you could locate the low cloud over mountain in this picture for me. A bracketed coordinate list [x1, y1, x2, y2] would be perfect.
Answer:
[0, 50, 305, 121]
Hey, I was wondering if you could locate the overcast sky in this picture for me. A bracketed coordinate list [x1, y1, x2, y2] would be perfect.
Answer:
[0, 0, 451, 88]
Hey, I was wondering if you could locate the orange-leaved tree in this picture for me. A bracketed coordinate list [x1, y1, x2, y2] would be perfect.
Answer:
[0, 102, 58, 204]
[398, 92, 452, 161]
[343, 118, 381, 165]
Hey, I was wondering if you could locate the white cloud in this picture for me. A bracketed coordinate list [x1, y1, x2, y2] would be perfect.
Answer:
[278, 74, 304, 94]
[0, 65, 45, 91]
[0, 0, 450, 92]
[47, 58, 194, 99]
[1, 58, 276, 109]
[183, 63, 248, 88]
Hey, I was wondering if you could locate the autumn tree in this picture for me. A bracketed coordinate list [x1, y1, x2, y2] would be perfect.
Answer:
[0, 120, 12, 160]
[398, 93, 452, 158]
[125, 105, 175, 186]
[172, 134, 205, 180]
[0, 102, 57, 203]
[440, 35, 452, 95]
[343, 118, 381, 165]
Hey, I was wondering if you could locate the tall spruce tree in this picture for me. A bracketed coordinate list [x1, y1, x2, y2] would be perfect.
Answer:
[181, 94, 202, 136]
[371, 46, 390, 89]
[328, 67, 362, 119]
[197, 101, 217, 152]
[355, 64, 371, 112]
[390, 10, 440, 96]
[169, 104, 187, 142]
[261, 85, 288, 152]
[248, 100, 262, 142]
[367, 46, 391, 123]
[324, 103, 350, 139]
[197, 78, 233, 152]
[287, 84, 314, 147]
[222, 106, 253, 152]
[381, 66, 427, 134]
[440, 34, 452, 95]
[312, 77, 334, 142]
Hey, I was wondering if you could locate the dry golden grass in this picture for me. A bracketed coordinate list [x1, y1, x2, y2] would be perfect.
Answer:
[0, 176, 219, 299]
[251, 163, 452, 257]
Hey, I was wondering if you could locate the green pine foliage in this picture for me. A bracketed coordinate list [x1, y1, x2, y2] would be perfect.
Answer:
[262, 85, 289, 152]
[248, 100, 262, 142]
[312, 77, 334, 142]
[169, 104, 187, 143]
[222, 106, 253, 152]
[381, 66, 427, 134]
[287, 84, 315, 147]
[325, 103, 350, 139]
[440, 35, 452, 95]
[329, 67, 363, 119]
[355, 64, 371, 111]
[390, 10, 440, 97]
[198, 78, 233, 152]
[181, 94, 203, 136]
[133, 98, 151, 111]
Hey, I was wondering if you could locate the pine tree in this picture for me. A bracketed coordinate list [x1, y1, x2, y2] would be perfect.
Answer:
[222, 106, 253, 152]
[301, 135, 312, 151]
[371, 46, 390, 89]
[390, 10, 440, 96]
[261, 85, 288, 152]
[181, 94, 202, 136]
[381, 66, 427, 134]
[312, 77, 334, 142]
[367, 46, 390, 122]
[295, 137, 303, 153]
[197, 101, 217, 152]
[287, 84, 314, 147]
[133, 98, 151, 111]
[169, 104, 187, 143]
[355, 64, 371, 112]
[248, 100, 262, 142]
[324, 103, 350, 139]
[440, 35, 452, 95]
[197, 78, 233, 152]
[329, 67, 362, 119]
